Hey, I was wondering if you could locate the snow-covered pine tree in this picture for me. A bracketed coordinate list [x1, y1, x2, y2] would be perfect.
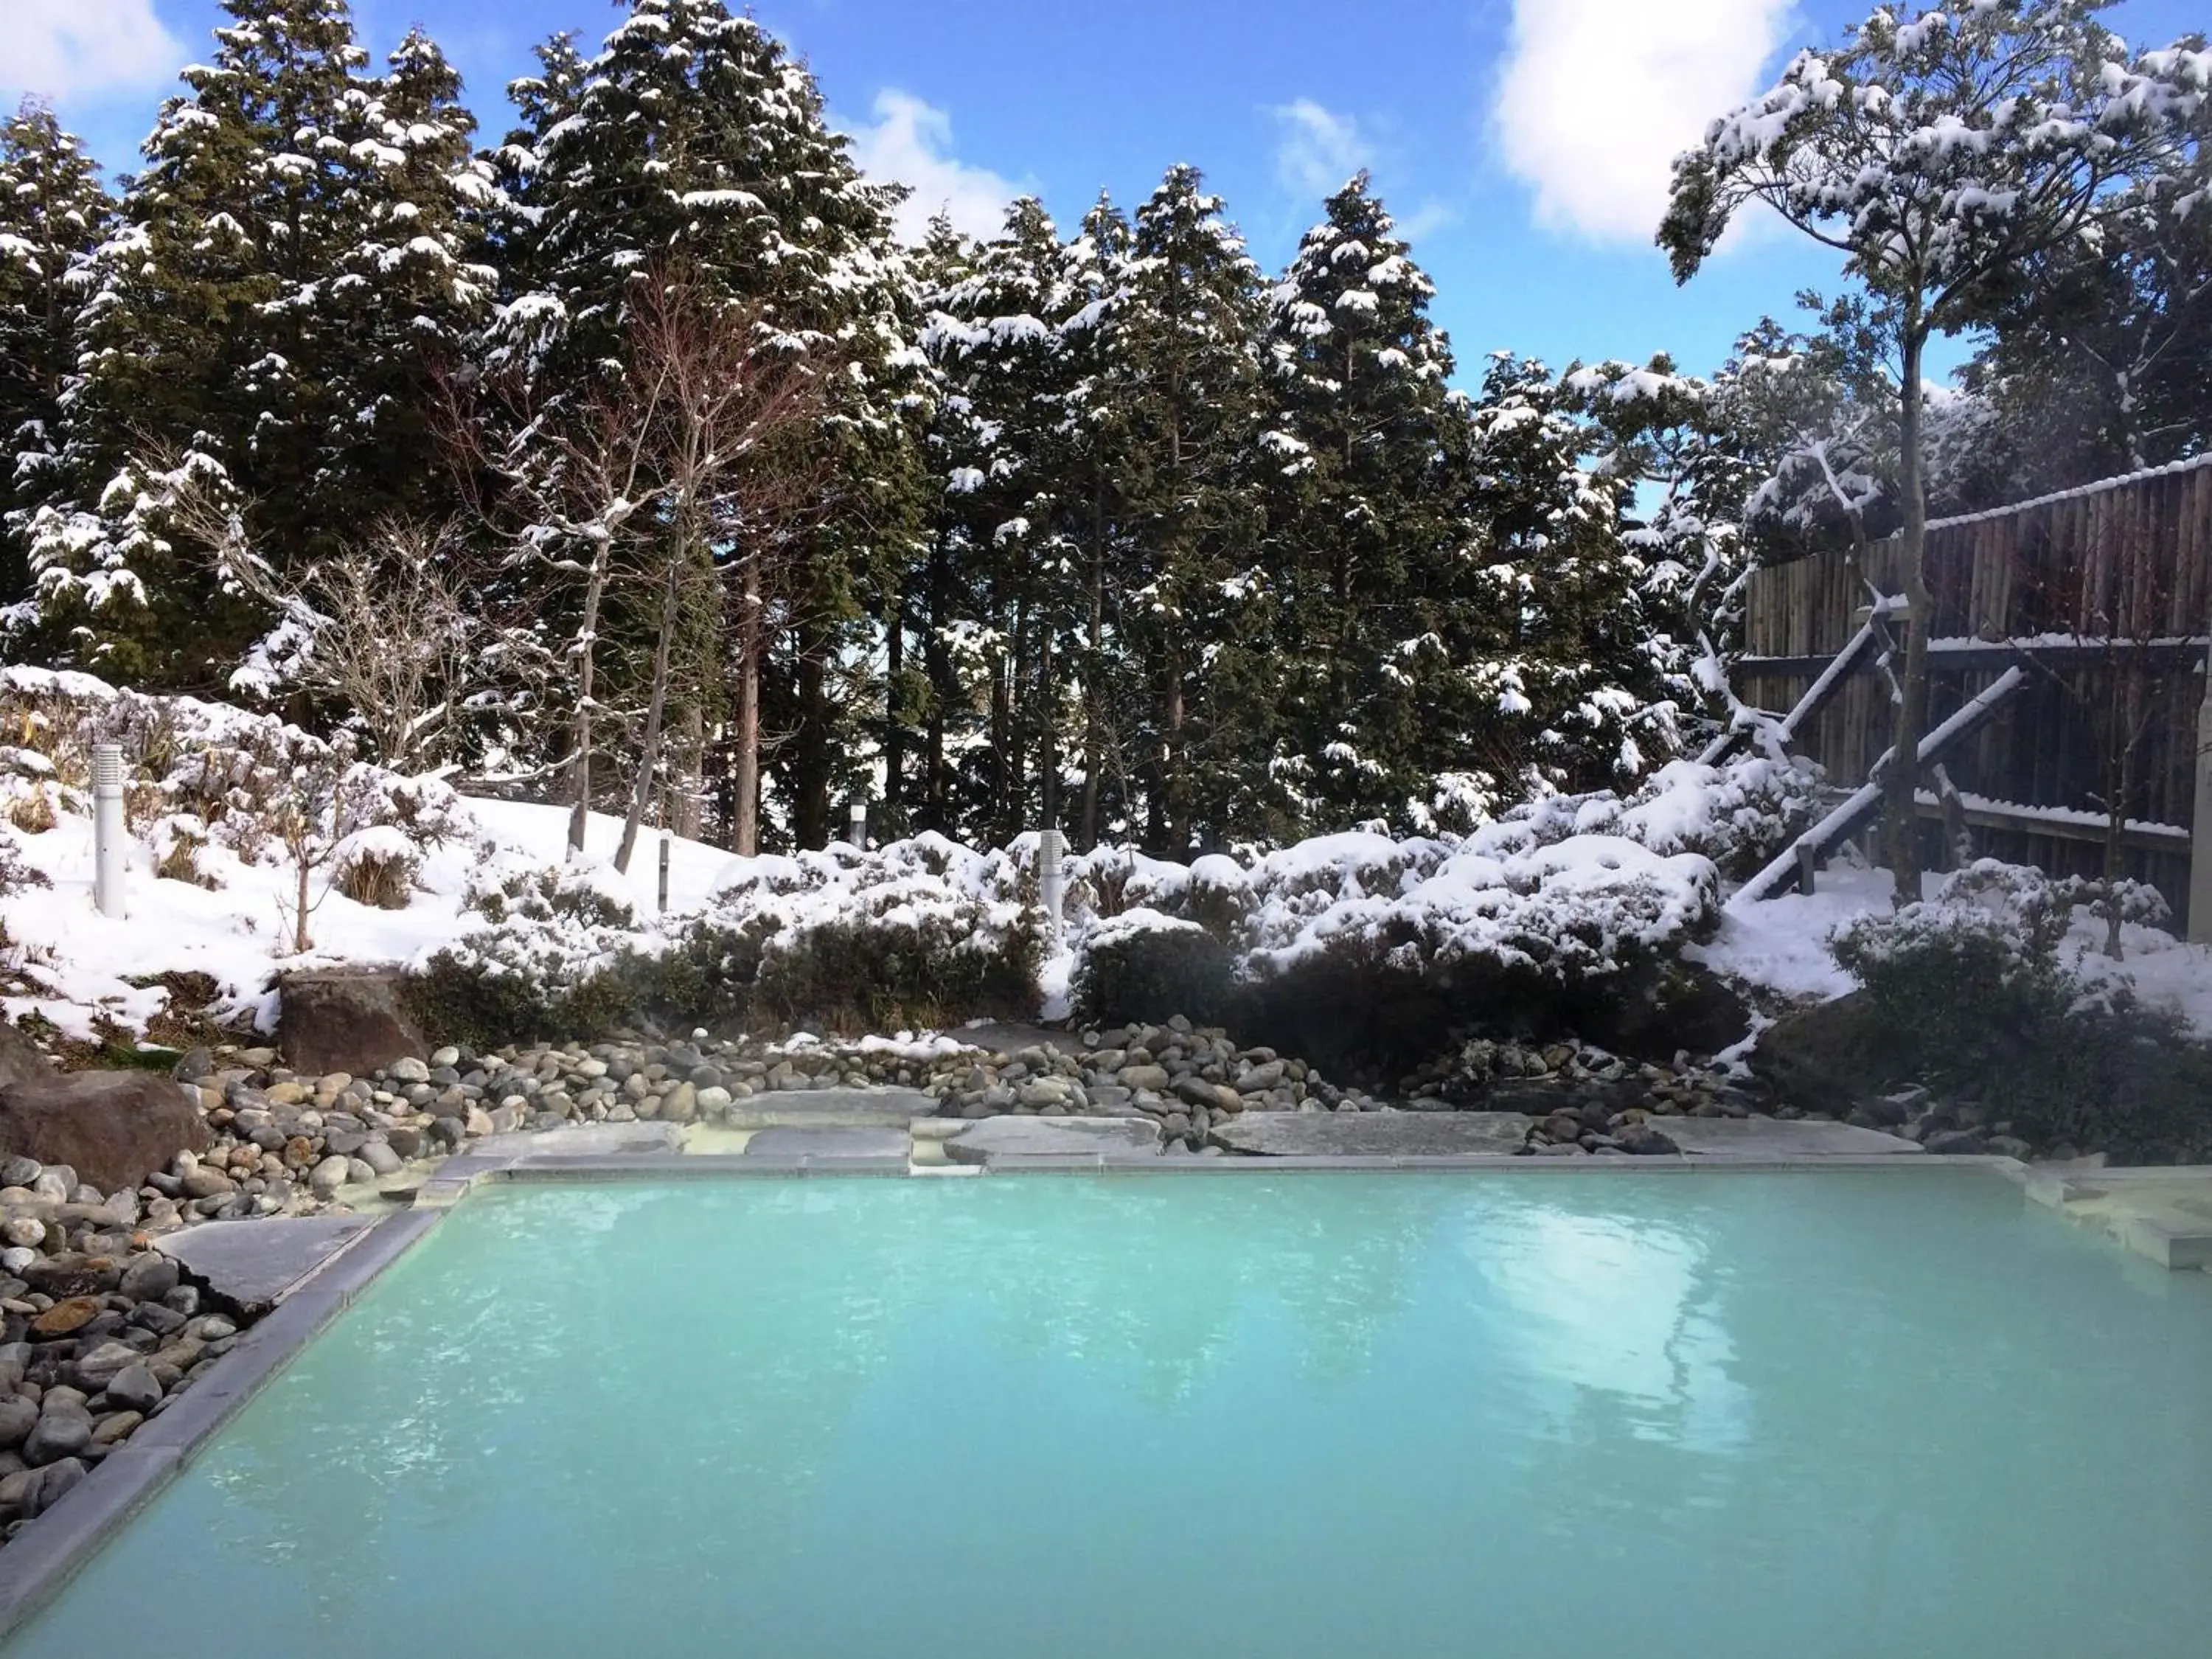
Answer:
[317, 28, 498, 531]
[1261, 172, 1463, 830]
[1060, 192, 1138, 848]
[1458, 353, 1677, 793]
[0, 103, 111, 612]
[1105, 164, 1271, 852]
[22, 0, 424, 687]
[918, 195, 1089, 844]
[493, 0, 928, 850]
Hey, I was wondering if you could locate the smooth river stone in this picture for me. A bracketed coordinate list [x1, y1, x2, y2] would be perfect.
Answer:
[942, 1116, 1163, 1164]
[1206, 1110, 1534, 1158]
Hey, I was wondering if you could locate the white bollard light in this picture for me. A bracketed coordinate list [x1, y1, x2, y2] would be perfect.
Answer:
[1039, 827, 1065, 943]
[92, 742, 127, 919]
[848, 801, 868, 848]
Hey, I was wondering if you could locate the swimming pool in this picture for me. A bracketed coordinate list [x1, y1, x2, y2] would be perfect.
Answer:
[7, 1169, 2211, 1658]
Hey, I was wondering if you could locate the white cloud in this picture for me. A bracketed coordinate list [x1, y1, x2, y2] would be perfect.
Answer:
[1393, 200, 1460, 246]
[6, 0, 181, 101]
[843, 89, 1023, 245]
[1270, 98, 1374, 199]
[1492, 0, 1795, 243]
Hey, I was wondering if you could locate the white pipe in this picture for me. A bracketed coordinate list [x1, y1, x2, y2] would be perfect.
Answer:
[92, 742, 126, 919]
[1039, 827, 1065, 943]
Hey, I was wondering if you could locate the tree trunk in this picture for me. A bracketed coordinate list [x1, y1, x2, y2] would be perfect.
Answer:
[1040, 623, 1058, 832]
[925, 537, 952, 833]
[616, 548, 686, 874]
[1079, 486, 1105, 849]
[1882, 323, 1934, 908]
[733, 560, 762, 857]
[883, 580, 908, 834]
[793, 608, 831, 850]
[566, 543, 611, 860]
[675, 704, 705, 841]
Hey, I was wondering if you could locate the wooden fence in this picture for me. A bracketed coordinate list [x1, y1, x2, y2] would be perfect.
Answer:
[1735, 454, 2212, 925]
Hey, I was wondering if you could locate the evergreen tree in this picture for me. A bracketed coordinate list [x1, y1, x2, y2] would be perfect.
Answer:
[918, 196, 1089, 844]
[1105, 164, 1270, 852]
[22, 0, 481, 688]
[317, 28, 497, 529]
[495, 0, 928, 849]
[0, 102, 111, 611]
[1262, 173, 1462, 828]
[1459, 354, 1675, 791]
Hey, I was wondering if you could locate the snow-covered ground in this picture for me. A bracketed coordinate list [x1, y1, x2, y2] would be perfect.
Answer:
[4, 798, 743, 1041]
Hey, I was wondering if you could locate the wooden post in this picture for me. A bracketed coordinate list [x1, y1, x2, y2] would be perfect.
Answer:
[2190, 647, 2212, 942]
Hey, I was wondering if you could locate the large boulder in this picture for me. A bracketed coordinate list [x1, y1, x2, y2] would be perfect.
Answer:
[1745, 991, 1904, 1114]
[0, 1023, 55, 1093]
[279, 967, 428, 1077]
[0, 1071, 208, 1192]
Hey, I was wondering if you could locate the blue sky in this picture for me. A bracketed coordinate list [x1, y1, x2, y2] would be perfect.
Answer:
[13, 0, 2205, 386]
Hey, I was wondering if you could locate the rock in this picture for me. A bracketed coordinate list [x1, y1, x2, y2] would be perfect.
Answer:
[0, 1397, 34, 1449]
[1615, 1124, 1681, 1156]
[0, 1071, 209, 1193]
[1174, 1077, 1240, 1115]
[1923, 1128, 1989, 1155]
[128, 1256, 188, 1310]
[1118, 1065, 1172, 1092]
[357, 1138, 403, 1176]
[22, 1254, 120, 1298]
[308, 1155, 351, 1198]
[72, 1340, 141, 1391]
[1746, 992, 1909, 1116]
[22, 1412, 90, 1467]
[91, 1411, 143, 1445]
[0, 1217, 43, 1250]
[180, 1166, 237, 1200]
[1209, 1112, 1533, 1158]
[29, 1296, 103, 1338]
[0, 1025, 56, 1093]
[278, 967, 430, 1079]
[105, 1361, 161, 1414]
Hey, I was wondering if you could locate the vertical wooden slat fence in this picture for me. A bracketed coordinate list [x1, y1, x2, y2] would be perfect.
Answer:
[1736, 456, 2212, 924]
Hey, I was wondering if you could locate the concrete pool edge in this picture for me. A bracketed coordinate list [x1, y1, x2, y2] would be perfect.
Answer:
[0, 1209, 441, 1644]
[0, 1149, 2035, 1644]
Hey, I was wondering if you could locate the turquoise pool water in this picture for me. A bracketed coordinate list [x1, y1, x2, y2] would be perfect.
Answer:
[10, 1171, 2212, 1658]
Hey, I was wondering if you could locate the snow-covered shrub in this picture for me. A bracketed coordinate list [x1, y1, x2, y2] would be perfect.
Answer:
[1615, 755, 1822, 876]
[1830, 860, 2212, 1160]
[465, 860, 637, 930]
[0, 827, 47, 897]
[414, 832, 1043, 1046]
[1073, 909, 1234, 1028]
[150, 814, 218, 888]
[332, 825, 420, 910]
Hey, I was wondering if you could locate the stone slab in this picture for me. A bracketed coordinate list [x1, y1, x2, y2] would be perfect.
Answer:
[723, 1087, 938, 1128]
[1208, 1110, 1534, 1158]
[153, 1214, 376, 1313]
[742, 1127, 912, 1160]
[944, 1115, 1162, 1164]
[1658, 1117, 1924, 1158]
[473, 1122, 683, 1161]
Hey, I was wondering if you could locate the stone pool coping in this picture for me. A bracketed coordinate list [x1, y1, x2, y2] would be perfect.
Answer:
[0, 1147, 2031, 1641]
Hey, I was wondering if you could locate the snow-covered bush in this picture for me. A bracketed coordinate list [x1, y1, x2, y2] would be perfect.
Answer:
[1830, 861, 2212, 1160]
[0, 827, 46, 897]
[464, 860, 637, 930]
[1073, 909, 1234, 1028]
[411, 832, 1043, 1045]
[0, 669, 463, 885]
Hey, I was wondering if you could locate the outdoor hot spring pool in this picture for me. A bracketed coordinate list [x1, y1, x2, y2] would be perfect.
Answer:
[8, 1169, 2212, 1658]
